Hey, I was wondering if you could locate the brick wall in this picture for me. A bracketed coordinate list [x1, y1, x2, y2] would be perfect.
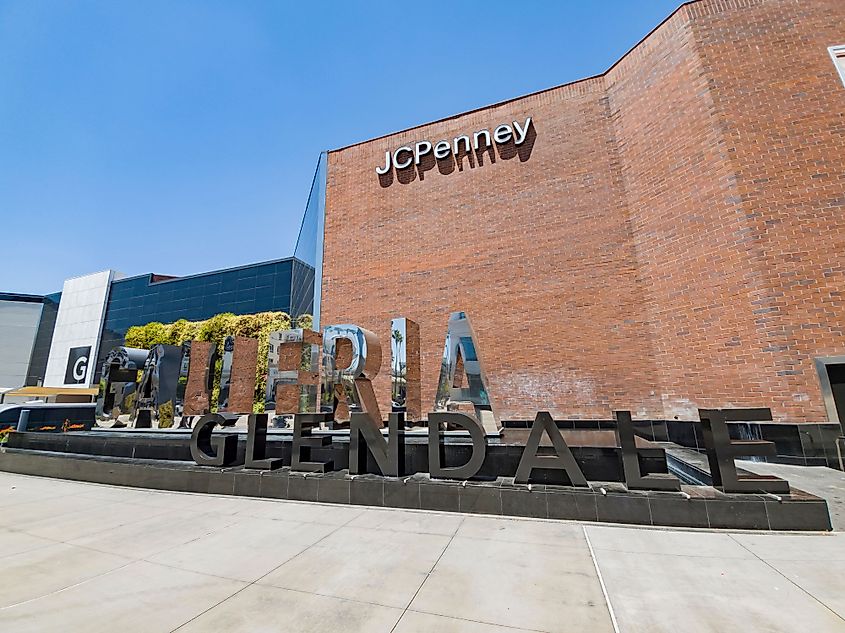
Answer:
[321, 0, 845, 423]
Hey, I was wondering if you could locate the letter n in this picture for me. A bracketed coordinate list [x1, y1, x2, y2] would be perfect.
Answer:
[349, 412, 405, 477]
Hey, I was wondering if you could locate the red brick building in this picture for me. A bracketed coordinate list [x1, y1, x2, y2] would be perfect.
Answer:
[318, 0, 845, 425]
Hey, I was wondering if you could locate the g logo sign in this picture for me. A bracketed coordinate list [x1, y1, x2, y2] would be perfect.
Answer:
[73, 357, 87, 381]
[65, 346, 91, 385]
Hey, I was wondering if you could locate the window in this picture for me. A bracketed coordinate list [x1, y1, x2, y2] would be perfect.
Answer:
[815, 356, 845, 431]
[831, 45, 845, 88]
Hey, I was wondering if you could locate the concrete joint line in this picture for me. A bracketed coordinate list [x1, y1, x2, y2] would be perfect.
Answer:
[388, 516, 465, 633]
[728, 533, 845, 625]
[583, 525, 621, 633]
[0, 560, 136, 611]
[168, 504, 365, 633]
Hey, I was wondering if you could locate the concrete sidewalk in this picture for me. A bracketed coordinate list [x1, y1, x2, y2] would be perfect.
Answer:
[1, 472, 844, 633]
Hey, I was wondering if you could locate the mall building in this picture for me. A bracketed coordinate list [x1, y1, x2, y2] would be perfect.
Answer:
[1, 0, 844, 433]
[0, 257, 315, 399]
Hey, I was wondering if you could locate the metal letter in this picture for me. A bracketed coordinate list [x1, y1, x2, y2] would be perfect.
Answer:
[434, 311, 499, 434]
[220, 336, 259, 414]
[291, 412, 333, 473]
[244, 413, 283, 470]
[190, 413, 239, 466]
[393, 146, 413, 170]
[615, 410, 680, 491]
[493, 124, 512, 144]
[433, 140, 451, 159]
[265, 329, 321, 416]
[216, 336, 235, 412]
[375, 150, 392, 175]
[472, 129, 491, 150]
[699, 408, 790, 493]
[174, 341, 192, 427]
[514, 412, 588, 486]
[183, 340, 218, 416]
[132, 344, 182, 428]
[414, 141, 432, 165]
[96, 346, 149, 427]
[453, 135, 471, 155]
[322, 324, 382, 425]
[390, 317, 421, 422]
[349, 412, 404, 477]
[512, 117, 532, 145]
[428, 411, 486, 480]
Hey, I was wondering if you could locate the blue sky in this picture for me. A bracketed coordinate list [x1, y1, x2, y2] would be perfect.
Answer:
[0, 0, 680, 294]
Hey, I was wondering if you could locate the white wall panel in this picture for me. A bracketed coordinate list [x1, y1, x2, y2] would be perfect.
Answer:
[0, 300, 43, 389]
[44, 271, 115, 387]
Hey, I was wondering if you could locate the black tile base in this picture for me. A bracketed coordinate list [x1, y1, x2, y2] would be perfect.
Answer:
[501, 486, 548, 519]
[0, 448, 831, 531]
[287, 473, 319, 502]
[318, 473, 351, 504]
[350, 475, 384, 507]
[384, 478, 421, 509]
[705, 498, 770, 530]
[420, 481, 461, 512]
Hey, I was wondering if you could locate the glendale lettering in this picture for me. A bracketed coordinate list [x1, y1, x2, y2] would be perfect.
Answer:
[376, 116, 533, 175]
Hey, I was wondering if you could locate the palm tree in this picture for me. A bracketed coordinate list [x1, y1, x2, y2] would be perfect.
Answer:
[391, 328, 404, 405]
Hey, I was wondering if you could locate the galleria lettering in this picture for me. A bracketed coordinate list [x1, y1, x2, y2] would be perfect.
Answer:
[375, 117, 533, 174]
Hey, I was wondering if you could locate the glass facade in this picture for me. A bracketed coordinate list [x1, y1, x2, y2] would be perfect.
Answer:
[95, 257, 313, 381]
[0, 293, 45, 388]
[293, 153, 327, 327]
[25, 292, 61, 386]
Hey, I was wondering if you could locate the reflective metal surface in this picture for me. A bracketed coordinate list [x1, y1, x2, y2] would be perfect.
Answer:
[427, 411, 486, 480]
[615, 410, 680, 491]
[434, 311, 499, 434]
[132, 344, 182, 428]
[190, 413, 238, 467]
[226, 336, 260, 414]
[174, 341, 191, 427]
[390, 318, 421, 421]
[265, 329, 321, 415]
[95, 346, 150, 426]
[291, 412, 333, 473]
[349, 412, 404, 477]
[182, 340, 218, 417]
[216, 336, 235, 412]
[321, 324, 382, 424]
[244, 413, 283, 470]
[514, 412, 588, 486]
[699, 408, 790, 494]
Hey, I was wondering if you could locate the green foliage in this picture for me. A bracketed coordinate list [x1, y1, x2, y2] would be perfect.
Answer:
[122, 311, 312, 411]
[157, 400, 175, 428]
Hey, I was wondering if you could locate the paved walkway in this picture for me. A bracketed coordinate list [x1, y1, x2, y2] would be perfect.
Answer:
[1, 472, 844, 632]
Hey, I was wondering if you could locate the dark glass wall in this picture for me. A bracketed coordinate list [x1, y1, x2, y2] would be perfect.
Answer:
[293, 153, 326, 327]
[290, 259, 316, 320]
[95, 258, 313, 380]
[26, 291, 61, 386]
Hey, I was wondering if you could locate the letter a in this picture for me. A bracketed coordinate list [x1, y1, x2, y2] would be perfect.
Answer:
[515, 412, 588, 486]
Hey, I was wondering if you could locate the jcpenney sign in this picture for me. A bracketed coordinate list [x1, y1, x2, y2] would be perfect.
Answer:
[376, 116, 533, 174]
